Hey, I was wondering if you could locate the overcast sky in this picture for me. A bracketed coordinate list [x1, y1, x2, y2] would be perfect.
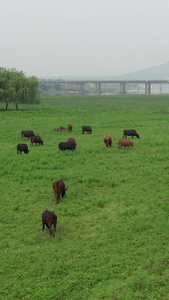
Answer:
[1, 0, 169, 78]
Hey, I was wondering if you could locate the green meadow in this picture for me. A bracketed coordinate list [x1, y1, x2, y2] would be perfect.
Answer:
[0, 95, 169, 300]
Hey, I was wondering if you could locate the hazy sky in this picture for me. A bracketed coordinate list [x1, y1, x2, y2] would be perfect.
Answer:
[1, 0, 169, 78]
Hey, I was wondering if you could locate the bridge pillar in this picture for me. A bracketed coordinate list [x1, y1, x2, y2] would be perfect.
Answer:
[145, 82, 151, 94]
[119, 82, 123, 93]
[148, 82, 151, 94]
[97, 82, 101, 95]
[94, 83, 97, 94]
[119, 82, 126, 94]
[94, 82, 101, 95]
[123, 82, 126, 94]
[78, 82, 84, 93]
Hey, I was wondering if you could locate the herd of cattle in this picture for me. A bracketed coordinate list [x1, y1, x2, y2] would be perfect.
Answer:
[17, 125, 140, 236]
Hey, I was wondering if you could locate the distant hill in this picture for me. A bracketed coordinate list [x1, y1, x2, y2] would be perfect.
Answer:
[115, 61, 169, 80]
[41, 61, 169, 81]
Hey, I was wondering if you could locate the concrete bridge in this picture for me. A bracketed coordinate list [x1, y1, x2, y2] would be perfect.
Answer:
[39, 79, 169, 95]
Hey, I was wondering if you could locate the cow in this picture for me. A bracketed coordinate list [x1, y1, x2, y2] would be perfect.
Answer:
[21, 130, 34, 139]
[30, 135, 44, 146]
[17, 144, 29, 154]
[42, 210, 57, 236]
[82, 126, 92, 134]
[123, 129, 140, 139]
[67, 138, 77, 149]
[53, 128, 60, 131]
[59, 141, 75, 151]
[104, 135, 112, 147]
[118, 139, 134, 149]
[67, 124, 73, 132]
[59, 126, 66, 131]
[53, 127, 66, 132]
[53, 179, 68, 204]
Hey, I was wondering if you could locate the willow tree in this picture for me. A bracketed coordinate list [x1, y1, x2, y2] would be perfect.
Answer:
[0, 68, 40, 110]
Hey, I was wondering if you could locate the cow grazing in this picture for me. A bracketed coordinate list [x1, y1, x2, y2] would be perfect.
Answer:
[67, 124, 73, 132]
[104, 135, 112, 147]
[53, 127, 66, 132]
[21, 130, 34, 139]
[42, 210, 57, 236]
[59, 126, 66, 131]
[59, 141, 75, 151]
[123, 129, 140, 139]
[82, 126, 92, 134]
[31, 135, 44, 146]
[53, 127, 60, 131]
[67, 138, 77, 149]
[53, 179, 68, 204]
[17, 144, 29, 154]
[118, 139, 134, 149]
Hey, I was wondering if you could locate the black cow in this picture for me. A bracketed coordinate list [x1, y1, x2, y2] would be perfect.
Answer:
[21, 130, 35, 138]
[82, 126, 92, 134]
[17, 144, 29, 154]
[42, 210, 57, 236]
[59, 142, 75, 151]
[31, 135, 44, 146]
[123, 129, 140, 139]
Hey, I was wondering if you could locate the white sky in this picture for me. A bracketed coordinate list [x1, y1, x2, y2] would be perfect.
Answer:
[1, 0, 169, 78]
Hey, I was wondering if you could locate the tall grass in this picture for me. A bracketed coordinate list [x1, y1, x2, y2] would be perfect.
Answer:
[0, 95, 169, 299]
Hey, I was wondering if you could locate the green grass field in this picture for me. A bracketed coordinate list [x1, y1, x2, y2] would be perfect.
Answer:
[0, 95, 169, 300]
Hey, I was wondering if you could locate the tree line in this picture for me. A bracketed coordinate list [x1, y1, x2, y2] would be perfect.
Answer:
[0, 68, 40, 110]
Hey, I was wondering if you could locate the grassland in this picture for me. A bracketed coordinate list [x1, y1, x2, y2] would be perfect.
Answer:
[0, 95, 169, 300]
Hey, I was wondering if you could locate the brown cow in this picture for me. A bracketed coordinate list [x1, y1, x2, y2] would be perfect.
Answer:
[59, 126, 66, 131]
[67, 138, 77, 149]
[42, 210, 57, 236]
[53, 179, 68, 204]
[53, 126, 66, 132]
[104, 135, 112, 147]
[118, 139, 134, 149]
[53, 128, 60, 131]
[67, 124, 73, 132]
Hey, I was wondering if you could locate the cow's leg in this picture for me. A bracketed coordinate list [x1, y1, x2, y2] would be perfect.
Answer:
[56, 197, 59, 204]
[49, 224, 52, 235]
[42, 223, 45, 231]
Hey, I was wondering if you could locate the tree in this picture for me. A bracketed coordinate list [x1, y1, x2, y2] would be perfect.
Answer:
[0, 68, 40, 110]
